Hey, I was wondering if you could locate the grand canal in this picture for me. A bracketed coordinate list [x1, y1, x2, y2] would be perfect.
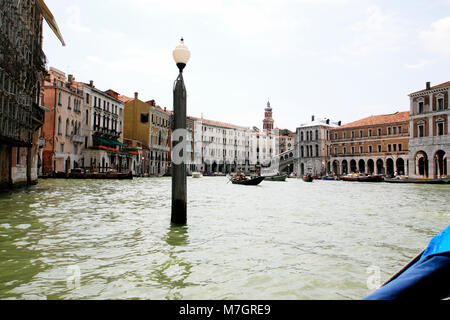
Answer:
[0, 177, 448, 300]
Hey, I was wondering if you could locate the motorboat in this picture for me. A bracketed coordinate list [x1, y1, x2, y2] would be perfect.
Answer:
[192, 172, 203, 178]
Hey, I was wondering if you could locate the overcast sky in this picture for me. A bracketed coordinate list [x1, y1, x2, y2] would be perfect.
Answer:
[43, 0, 450, 131]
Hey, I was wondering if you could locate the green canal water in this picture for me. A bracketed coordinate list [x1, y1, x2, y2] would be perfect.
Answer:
[0, 177, 448, 300]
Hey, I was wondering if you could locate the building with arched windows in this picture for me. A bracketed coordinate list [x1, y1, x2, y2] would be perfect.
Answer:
[294, 116, 340, 176]
[408, 81, 449, 178]
[0, 0, 64, 189]
[330, 112, 410, 177]
[41, 68, 84, 175]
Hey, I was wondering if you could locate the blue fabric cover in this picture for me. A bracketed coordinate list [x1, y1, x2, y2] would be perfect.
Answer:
[364, 226, 450, 300]
[421, 226, 450, 260]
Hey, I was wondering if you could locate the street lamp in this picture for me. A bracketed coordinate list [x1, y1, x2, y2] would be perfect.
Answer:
[171, 38, 190, 225]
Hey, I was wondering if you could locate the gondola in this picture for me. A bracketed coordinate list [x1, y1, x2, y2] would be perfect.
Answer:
[364, 225, 450, 300]
[263, 174, 288, 182]
[302, 175, 313, 182]
[341, 174, 384, 182]
[229, 176, 265, 186]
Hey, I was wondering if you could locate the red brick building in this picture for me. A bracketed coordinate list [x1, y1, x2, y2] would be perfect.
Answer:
[330, 112, 410, 176]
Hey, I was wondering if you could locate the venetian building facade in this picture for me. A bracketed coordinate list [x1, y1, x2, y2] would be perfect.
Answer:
[81, 83, 131, 173]
[146, 100, 171, 176]
[0, 0, 64, 188]
[41, 68, 84, 174]
[330, 112, 410, 176]
[248, 129, 278, 171]
[190, 116, 249, 174]
[121, 93, 153, 175]
[408, 81, 449, 178]
[294, 117, 339, 176]
[279, 129, 295, 154]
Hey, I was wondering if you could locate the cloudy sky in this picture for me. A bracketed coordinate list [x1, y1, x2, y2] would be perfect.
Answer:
[43, 0, 450, 130]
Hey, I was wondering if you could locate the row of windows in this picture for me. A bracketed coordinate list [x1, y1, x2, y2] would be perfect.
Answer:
[152, 114, 170, 128]
[93, 112, 120, 133]
[91, 95, 120, 115]
[57, 91, 82, 112]
[299, 130, 320, 142]
[202, 148, 247, 158]
[333, 144, 404, 155]
[416, 96, 447, 114]
[202, 126, 246, 137]
[0, 94, 31, 141]
[333, 126, 404, 140]
[151, 134, 169, 147]
[0, 2, 38, 68]
[417, 120, 446, 137]
[57, 117, 81, 136]
[299, 145, 320, 158]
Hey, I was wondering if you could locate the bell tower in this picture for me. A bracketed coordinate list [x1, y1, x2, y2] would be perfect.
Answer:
[263, 100, 274, 133]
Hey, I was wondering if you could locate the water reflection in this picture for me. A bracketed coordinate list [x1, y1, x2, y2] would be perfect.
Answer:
[152, 225, 193, 300]
[165, 225, 190, 247]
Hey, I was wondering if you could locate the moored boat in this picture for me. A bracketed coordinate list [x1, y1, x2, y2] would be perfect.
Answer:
[384, 176, 450, 184]
[68, 169, 133, 180]
[322, 176, 336, 181]
[263, 174, 288, 182]
[341, 174, 383, 182]
[302, 175, 313, 182]
[192, 172, 203, 178]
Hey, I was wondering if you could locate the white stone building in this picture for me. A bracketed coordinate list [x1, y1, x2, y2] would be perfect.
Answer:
[187, 116, 250, 174]
[294, 116, 340, 176]
[408, 81, 449, 178]
[80, 82, 136, 174]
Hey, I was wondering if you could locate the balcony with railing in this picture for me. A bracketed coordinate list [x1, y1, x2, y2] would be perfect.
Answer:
[31, 103, 45, 130]
[71, 135, 84, 144]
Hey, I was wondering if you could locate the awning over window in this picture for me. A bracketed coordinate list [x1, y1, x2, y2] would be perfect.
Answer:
[95, 137, 127, 147]
[39, 106, 51, 112]
[37, 0, 66, 46]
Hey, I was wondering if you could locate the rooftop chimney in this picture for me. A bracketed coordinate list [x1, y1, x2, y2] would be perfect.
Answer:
[135, 92, 139, 100]
[326, 119, 330, 125]
[312, 115, 315, 122]
[338, 121, 342, 126]
[89, 80, 94, 87]
[426, 82, 431, 90]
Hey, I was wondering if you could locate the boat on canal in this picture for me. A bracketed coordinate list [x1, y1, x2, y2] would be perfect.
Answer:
[341, 174, 384, 182]
[263, 174, 288, 182]
[227, 174, 265, 186]
[302, 175, 314, 183]
[322, 176, 336, 181]
[384, 176, 450, 184]
[192, 172, 203, 178]
[67, 169, 133, 180]
[364, 225, 450, 300]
